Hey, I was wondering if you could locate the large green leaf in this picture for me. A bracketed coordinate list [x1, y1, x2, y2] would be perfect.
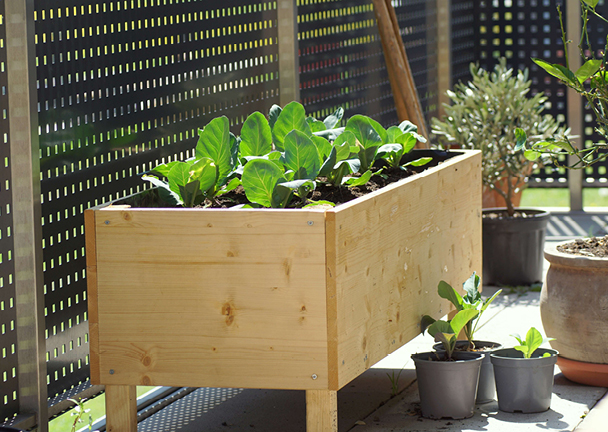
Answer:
[240, 112, 273, 157]
[272, 101, 312, 151]
[583, 0, 599, 8]
[437, 280, 464, 310]
[283, 130, 321, 180]
[148, 161, 179, 178]
[268, 104, 282, 129]
[190, 157, 218, 194]
[311, 135, 333, 162]
[306, 117, 327, 133]
[141, 175, 181, 206]
[532, 58, 577, 85]
[450, 309, 480, 337]
[343, 169, 372, 187]
[346, 115, 382, 170]
[196, 116, 235, 182]
[178, 180, 204, 207]
[462, 273, 481, 302]
[167, 162, 192, 196]
[575, 59, 602, 83]
[323, 107, 344, 129]
[334, 130, 356, 161]
[242, 158, 287, 208]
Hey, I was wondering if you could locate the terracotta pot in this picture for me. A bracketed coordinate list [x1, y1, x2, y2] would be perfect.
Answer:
[541, 242, 608, 383]
[482, 182, 523, 209]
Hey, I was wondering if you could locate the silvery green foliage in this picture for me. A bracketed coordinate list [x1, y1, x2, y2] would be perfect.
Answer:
[431, 58, 567, 216]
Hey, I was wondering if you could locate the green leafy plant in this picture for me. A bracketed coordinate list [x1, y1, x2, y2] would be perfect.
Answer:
[511, 327, 555, 359]
[431, 57, 567, 216]
[423, 273, 502, 351]
[421, 309, 480, 360]
[376, 121, 431, 170]
[143, 101, 432, 209]
[517, 0, 608, 169]
[68, 398, 97, 432]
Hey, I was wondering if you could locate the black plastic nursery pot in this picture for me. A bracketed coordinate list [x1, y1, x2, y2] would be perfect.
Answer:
[490, 347, 558, 413]
[482, 208, 550, 286]
[412, 351, 483, 419]
[433, 340, 502, 404]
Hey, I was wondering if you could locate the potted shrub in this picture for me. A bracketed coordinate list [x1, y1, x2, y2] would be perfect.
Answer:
[491, 327, 558, 413]
[85, 102, 482, 431]
[413, 309, 483, 419]
[519, 0, 608, 387]
[431, 58, 567, 286]
[423, 272, 502, 403]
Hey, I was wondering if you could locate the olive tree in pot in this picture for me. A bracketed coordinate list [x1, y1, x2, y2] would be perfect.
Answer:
[413, 309, 483, 420]
[491, 327, 557, 413]
[519, 0, 608, 387]
[432, 58, 568, 286]
[424, 273, 502, 403]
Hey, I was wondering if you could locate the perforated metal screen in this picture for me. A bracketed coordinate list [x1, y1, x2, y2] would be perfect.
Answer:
[451, 0, 476, 85]
[0, 3, 20, 423]
[473, 0, 569, 186]
[298, 0, 438, 129]
[35, 0, 280, 400]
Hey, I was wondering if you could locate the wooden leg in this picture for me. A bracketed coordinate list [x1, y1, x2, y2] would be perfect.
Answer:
[306, 390, 337, 432]
[105, 385, 137, 432]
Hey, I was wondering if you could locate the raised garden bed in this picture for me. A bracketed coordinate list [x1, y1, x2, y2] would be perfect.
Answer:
[85, 149, 481, 432]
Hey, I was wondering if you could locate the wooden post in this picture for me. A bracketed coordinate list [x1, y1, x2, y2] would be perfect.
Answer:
[567, 0, 583, 211]
[5, 1, 48, 430]
[436, 0, 452, 119]
[372, 0, 429, 139]
[306, 390, 338, 432]
[105, 385, 138, 432]
[277, 0, 300, 105]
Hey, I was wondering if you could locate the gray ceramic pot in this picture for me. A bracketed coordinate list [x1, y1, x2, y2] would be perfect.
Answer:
[491, 347, 558, 413]
[433, 340, 502, 403]
[412, 351, 483, 419]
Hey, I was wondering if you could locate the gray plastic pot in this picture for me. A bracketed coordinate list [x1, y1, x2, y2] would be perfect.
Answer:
[490, 347, 558, 413]
[433, 340, 502, 403]
[412, 351, 483, 419]
[482, 208, 550, 286]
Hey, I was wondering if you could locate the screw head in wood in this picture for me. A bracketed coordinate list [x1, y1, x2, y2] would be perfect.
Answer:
[105, 220, 110, 225]
[307, 221, 314, 226]
[109, 369, 115, 374]
[311, 374, 318, 380]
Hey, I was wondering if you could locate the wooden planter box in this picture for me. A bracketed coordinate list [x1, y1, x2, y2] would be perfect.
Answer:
[85, 150, 481, 431]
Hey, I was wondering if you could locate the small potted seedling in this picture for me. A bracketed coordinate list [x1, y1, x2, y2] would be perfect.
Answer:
[413, 309, 483, 420]
[422, 272, 502, 403]
[490, 327, 557, 413]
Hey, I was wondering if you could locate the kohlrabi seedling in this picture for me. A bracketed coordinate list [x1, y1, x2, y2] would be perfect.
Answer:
[422, 309, 480, 360]
[422, 273, 501, 350]
[376, 121, 431, 170]
[511, 327, 555, 359]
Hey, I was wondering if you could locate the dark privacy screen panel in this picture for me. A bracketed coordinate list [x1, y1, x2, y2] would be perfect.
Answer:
[298, 0, 438, 130]
[475, 0, 568, 185]
[451, 0, 476, 85]
[0, 4, 20, 423]
[34, 0, 279, 398]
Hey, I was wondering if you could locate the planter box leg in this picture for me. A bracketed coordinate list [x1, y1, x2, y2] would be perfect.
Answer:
[306, 390, 337, 432]
[105, 385, 137, 432]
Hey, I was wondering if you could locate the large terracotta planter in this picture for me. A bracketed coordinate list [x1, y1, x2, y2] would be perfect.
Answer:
[541, 242, 608, 386]
[85, 150, 482, 432]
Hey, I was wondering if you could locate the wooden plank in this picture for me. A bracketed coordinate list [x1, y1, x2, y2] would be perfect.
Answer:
[325, 212, 339, 390]
[84, 209, 100, 384]
[328, 151, 482, 388]
[105, 385, 137, 432]
[94, 210, 329, 390]
[306, 390, 338, 432]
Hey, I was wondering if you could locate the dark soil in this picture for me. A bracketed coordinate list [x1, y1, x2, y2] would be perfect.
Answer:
[205, 167, 415, 208]
[557, 236, 608, 258]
